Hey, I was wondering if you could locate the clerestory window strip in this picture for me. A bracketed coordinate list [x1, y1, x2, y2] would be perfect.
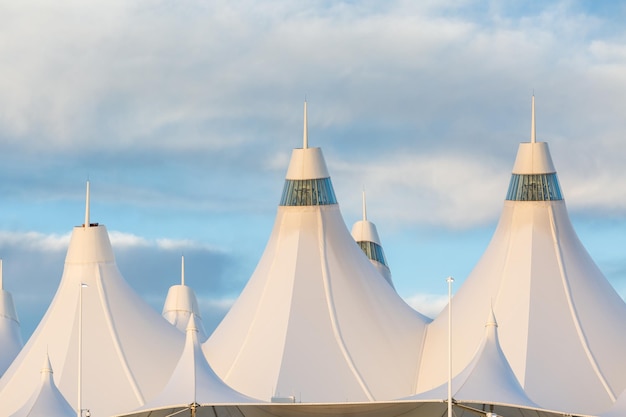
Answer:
[280, 178, 338, 206]
[506, 173, 563, 201]
[357, 241, 389, 267]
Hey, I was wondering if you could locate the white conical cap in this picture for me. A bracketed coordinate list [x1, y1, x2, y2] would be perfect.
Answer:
[204, 106, 429, 402]
[351, 191, 394, 289]
[0, 259, 23, 377]
[0, 187, 185, 417]
[162, 256, 209, 342]
[351, 191, 382, 245]
[417, 105, 626, 414]
[10, 353, 75, 417]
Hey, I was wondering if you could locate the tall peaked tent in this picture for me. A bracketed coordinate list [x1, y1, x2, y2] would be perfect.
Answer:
[0, 182, 185, 417]
[10, 354, 75, 417]
[351, 191, 394, 289]
[203, 103, 430, 403]
[162, 256, 209, 341]
[0, 260, 23, 376]
[416, 97, 626, 415]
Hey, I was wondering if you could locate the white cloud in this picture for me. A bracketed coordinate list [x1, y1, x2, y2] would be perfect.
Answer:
[2, 0, 626, 336]
[0, 231, 70, 252]
[155, 238, 224, 252]
[404, 292, 449, 320]
[107, 231, 224, 252]
[332, 151, 510, 229]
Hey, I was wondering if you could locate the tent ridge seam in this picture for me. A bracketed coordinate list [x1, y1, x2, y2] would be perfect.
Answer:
[317, 208, 374, 401]
[96, 264, 145, 405]
[548, 204, 616, 402]
[222, 209, 289, 386]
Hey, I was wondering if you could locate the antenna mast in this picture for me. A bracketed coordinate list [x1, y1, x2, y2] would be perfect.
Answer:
[362, 190, 367, 221]
[303, 101, 308, 149]
[84, 181, 91, 227]
[531, 95, 536, 143]
[181, 255, 185, 286]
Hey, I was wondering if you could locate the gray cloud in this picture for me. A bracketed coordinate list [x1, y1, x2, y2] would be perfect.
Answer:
[0, 229, 244, 339]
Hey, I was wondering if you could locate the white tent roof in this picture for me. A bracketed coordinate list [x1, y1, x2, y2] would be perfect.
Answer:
[162, 256, 209, 341]
[351, 191, 394, 289]
[0, 183, 185, 417]
[203, 103, 430, 403]
[10, 354, 75, 417]
[0, 260, 23, 377]
[416, 98, 626, 415]
[134, 314, 257, 413]
[601, 388, 626, 417]
[411, 310, 539, 410]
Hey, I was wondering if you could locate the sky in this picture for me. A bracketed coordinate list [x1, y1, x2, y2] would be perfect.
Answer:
[1, 0, 626, 339]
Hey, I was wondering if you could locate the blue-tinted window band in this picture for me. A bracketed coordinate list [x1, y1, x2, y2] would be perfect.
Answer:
[357, 241, 389, 267]
[506, 173, 563, 201]
[280, 178, 338, 206]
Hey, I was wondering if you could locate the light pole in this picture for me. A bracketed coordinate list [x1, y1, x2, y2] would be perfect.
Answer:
[447, 276, 454, 417]
[78, 283, 88, 417]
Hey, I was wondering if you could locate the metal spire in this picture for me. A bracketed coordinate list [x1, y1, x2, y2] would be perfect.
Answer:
[362, 189, 367, 221]
[84, 180, 91, 228]
[303, 101, 308, 149]
[447, 276, 455, 417]
[531, 95, 536, 143]
[181, 255, 185, 286]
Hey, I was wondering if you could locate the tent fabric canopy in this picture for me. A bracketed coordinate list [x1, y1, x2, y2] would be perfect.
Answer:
[10, 354, 75, 417]
[134, 315, 256, 412]
[416, 141, 626, 415]
[204, 139, 429, 403]
[0, 222, 185, 417]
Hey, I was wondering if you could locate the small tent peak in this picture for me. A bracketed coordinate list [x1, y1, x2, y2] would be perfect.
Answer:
[303, 100, 309, 149]
[186, 314, 199, 334]
[485, 306, 498, 328]
[41, 352, 53, 375]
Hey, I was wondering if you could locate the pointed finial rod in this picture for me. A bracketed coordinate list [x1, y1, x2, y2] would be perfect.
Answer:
[84, 180, 91, 227]
[362, 189, 367, 221]
[531, 94, 536, 143]
[303, 101, 308, 149]
[181, 255, 185, 286]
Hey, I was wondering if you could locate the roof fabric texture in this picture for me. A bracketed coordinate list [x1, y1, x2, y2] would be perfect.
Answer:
[2, 104, 626, 417]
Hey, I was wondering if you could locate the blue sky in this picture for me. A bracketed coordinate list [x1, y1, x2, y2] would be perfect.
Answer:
[1, 0, 626, 339]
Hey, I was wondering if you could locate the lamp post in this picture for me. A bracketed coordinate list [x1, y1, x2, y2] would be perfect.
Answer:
[447, 276, 454, 417]
[78, 283, 88, 417]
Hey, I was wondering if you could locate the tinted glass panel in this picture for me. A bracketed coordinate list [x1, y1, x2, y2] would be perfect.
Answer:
[506, 173, 563, 201]
[280, 178, 338, 206]
[357, 241, 389, 267]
